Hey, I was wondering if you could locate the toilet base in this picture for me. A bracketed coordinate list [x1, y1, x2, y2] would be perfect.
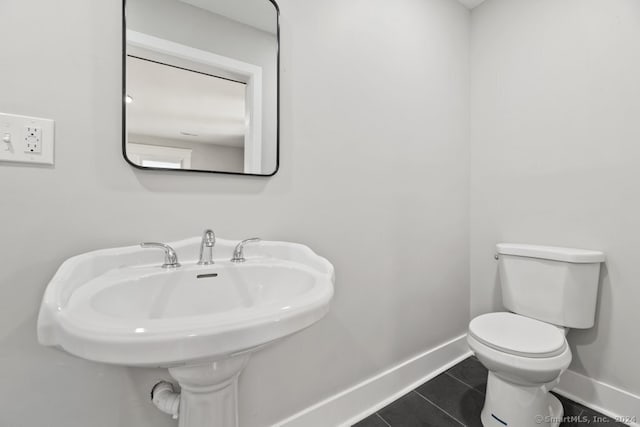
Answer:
[480, 372, 563, 427]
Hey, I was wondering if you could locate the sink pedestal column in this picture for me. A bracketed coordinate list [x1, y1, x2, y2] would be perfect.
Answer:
[169, 354, 250, 427]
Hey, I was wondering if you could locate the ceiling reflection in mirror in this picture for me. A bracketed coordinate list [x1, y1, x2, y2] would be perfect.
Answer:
[123, 0, 279, 175]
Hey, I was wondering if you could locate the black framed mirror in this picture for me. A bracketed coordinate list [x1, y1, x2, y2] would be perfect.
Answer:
[122, 0, 279, 176]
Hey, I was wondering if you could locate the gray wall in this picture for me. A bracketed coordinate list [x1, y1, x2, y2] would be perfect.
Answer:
[127, 0, 278, 174]
[128, 133, 244, 172]
[470, 0, 640, 397]
[0, 0, 469, 425]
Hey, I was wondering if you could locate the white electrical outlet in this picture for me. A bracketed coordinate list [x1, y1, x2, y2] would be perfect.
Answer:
[24, 126, 43, 154]
[0, 113, 54, 165]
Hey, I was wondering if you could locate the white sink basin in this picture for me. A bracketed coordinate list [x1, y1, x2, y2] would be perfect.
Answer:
[37, 237, 334, 427]
[38, 237, 334, 367]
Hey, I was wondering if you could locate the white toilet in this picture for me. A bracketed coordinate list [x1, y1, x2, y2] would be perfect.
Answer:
[468, 243, 605, 427]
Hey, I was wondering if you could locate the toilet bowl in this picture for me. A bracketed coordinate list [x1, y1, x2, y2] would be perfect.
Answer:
[470, 243, 605, 427]
[468, 312, 572, 427]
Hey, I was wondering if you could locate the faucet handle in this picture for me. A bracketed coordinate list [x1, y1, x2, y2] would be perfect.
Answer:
[140, 242, 181, 269]
[231, 238, 261, 263]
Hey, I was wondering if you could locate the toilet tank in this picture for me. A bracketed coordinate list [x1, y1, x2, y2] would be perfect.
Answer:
[497, 243, 605, 329]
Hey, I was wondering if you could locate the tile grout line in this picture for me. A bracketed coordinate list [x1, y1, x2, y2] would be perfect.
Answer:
[375, 412, 392, 427]
[412, 390, 466, 427]
[444, 371, 486, 396]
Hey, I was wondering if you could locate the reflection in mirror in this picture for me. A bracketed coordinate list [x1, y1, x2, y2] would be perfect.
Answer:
[123, 0, 279, 176]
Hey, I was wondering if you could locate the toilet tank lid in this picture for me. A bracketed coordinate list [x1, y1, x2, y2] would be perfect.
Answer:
[496, 243, 605, 263]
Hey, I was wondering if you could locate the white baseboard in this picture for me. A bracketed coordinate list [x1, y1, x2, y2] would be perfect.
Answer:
[556, 369, 640, 427]
[275, 334, 471, 427]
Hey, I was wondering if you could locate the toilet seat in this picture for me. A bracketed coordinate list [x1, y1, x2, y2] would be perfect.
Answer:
[469, 312, 567, 358]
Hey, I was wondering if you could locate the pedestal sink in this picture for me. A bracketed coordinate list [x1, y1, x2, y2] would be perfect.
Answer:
[37, 236, 334, 427]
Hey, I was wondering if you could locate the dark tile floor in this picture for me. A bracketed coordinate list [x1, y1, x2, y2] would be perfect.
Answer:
[353, 356, 628, 427]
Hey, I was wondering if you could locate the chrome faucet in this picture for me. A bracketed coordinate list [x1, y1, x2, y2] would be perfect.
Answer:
[230, 238, 261, 263]
[140, 242, 181, 268]
[198, 229, 216, 265]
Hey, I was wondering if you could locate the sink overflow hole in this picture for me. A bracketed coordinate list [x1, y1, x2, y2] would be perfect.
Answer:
[197, 273, 218, 279]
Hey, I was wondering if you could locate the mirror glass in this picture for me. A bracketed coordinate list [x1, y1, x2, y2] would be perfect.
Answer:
[123, 0, 279, 175]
